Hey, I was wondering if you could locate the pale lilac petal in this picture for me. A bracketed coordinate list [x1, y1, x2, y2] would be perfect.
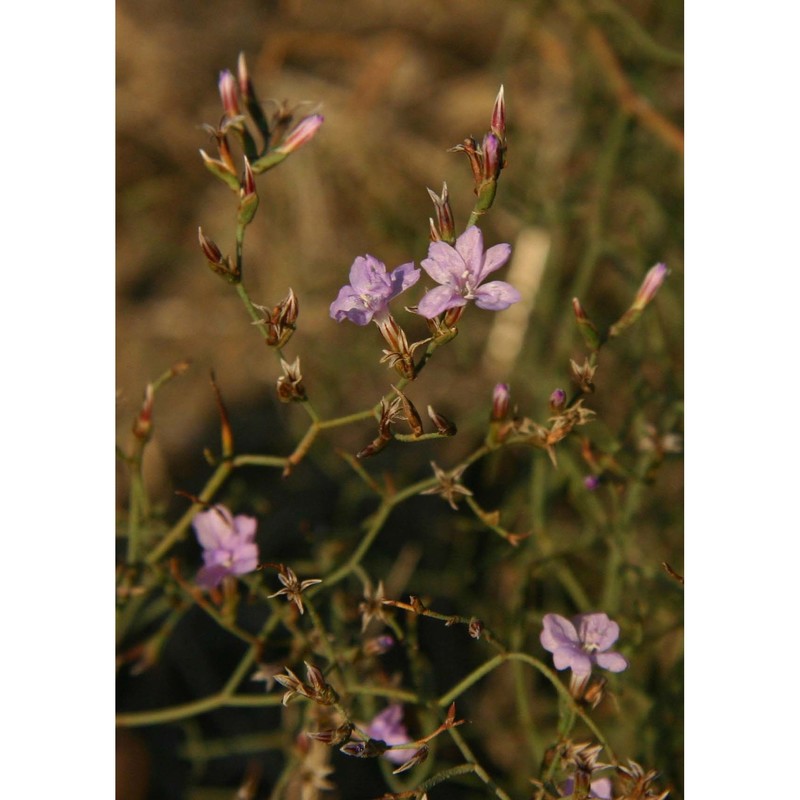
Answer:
[330, 285, 372, 325]
[349, 255, 390, 294]
[477, 242, 512, 281]
[454, 226, 484, 279]
[473, 281, 521, 310]
[417, 285, 466, 318]
[594, 651, 628, 672]
[389, 261, 421, 294]
[590, 777, 613, 799]
[540, 613, 579, 652]
[232, 515, 258, 541]
[231, 544, 259, 575]
[554, 647, 591, 675]
[193, 506, 233, 549]
[196, 563, 230, 589]
[421, 241, 466, 287]
[575, 613, 619, 651]
[365, 704, 410, 765]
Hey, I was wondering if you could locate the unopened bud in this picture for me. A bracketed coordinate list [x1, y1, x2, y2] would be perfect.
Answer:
[275, 114, 324, 155]
[199, 148, 241, 191]
[340, 739, 387, 759]
[427, 405, 457, 436]
[393, 386, 423, 437]
[468, 618, 484, 639]
[608, 262, 669, 338]
[481, 133, 502, 183]
[583, 475, 601, 491]
[549, 388, 567, 414]
[633, 262, 668, 310]
[237, 52, 252, 101]
[132, 384, 154, 441]
[218, 70, 240, 119]
[491, 383, 510, 421]
[363, 634, 395, 656]
[392, 745, 429, 775]
[237, 158, 259, 226]
[491, 84, 506, 143]
[572, 297, 601, 350]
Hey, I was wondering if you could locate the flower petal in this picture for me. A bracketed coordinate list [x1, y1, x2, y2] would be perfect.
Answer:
[349, 255, 389, 294]
[193, 506, 234, 549]
[575, 613, 619, 651]
[473, 280, 521, 310]
[540, 613, 579, 652]
[594, 651, 628, 673]
[330, 285, 371, 325]
[477, 242, 512, 282]
[389, 261, 421, 295]
[196, 563, 230, 589]
[421, 241, 466, 288]
[454, 226, 484, 279]
[553, 646, 592, 675]
[232, 514, 257, 542]
[417, 285, 466, 318]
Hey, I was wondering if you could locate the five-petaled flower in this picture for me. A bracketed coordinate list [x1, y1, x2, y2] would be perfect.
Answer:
[364, 704, 412, 765]
[417, 226, 520, 318]
[330, 256, 420, 327]
[192, 505, 259, 588]
[540, 613, 628, 677]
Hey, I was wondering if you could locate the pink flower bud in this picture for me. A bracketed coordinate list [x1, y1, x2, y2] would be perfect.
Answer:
[491, 84, 506, 141]
[491, 383, 510, 421]
[275, 114, 324, 155]
[633, 262, 668, 310]
[549, 388, 567, 413]
[481, 133, 502, 182]
[218, 70, 240, 118]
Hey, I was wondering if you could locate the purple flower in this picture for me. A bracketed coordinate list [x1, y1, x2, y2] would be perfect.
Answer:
[540, 613, 628, 677]
[192, 505, 259, 588]
[417, 226, 520, 318]
[560, 776, 612, 799]
[330, 256, 420, 326]
[364, 704, 411, 765]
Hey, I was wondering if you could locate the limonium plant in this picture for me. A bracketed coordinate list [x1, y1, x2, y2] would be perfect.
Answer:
[116, 52, 681, 800]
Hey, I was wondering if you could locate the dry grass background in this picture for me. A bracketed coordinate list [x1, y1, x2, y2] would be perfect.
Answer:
[117, 1, 682, 797]
[117, 0, 682, 497]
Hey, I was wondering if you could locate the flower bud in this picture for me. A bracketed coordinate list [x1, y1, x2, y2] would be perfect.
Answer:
[481, 133, 502, 183]
[468, 618, 484, 639]
[491, 84, 506, 143]
[218, 70, 240, 119]
[608, 262, 669, 338]
[275, 114, 324, 155]
[427, 405, 457, 436]
[549, 388, 567, 414]
[392, 744, 429, 775]
[132, 384, 154, 441]
[572, 297, 601, 350]
[491, 383, 510, 421]
[237, 157, 259, 227]
[363, 635, 395, 656]
[583, 475, 601, 491]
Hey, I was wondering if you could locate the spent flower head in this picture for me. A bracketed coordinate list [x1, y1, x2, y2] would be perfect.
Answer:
[192, 505, 259, 589]
[268, 565, 322, 614]
[417, 226, 520, 318]
[540, 612, 628, 677]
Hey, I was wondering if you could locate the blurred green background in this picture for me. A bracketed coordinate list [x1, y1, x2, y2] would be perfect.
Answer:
[117, 0, 682, 797]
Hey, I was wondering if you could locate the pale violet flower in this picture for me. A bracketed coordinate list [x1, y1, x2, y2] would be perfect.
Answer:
[560, 776, 612, 799]
[417, 226, 520, 318]
[540, 613, 628, 677]
[364, 704, 411, 765]
[330, 255, 420, 326]
[192, 505, 259, 588]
